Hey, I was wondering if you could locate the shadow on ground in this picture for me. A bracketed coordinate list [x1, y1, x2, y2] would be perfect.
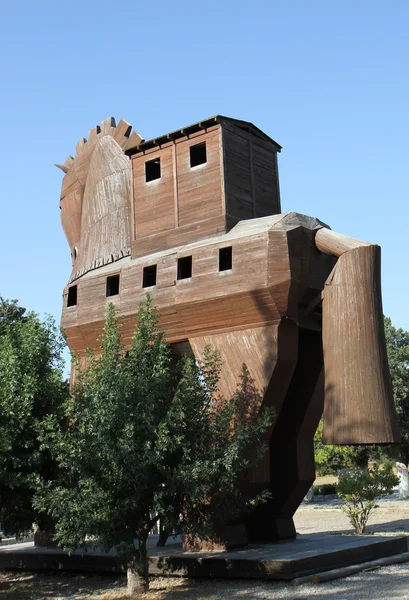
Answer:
[4, 566, 409, 600]
[5, 569, 409, 600]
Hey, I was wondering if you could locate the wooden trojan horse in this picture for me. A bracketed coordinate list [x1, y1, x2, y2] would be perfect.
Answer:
[57, 116, 400, 544]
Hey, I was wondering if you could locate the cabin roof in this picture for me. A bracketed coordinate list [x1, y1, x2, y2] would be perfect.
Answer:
[125, 115, 282, 156]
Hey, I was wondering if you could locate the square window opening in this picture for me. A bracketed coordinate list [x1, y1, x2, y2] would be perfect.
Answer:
[177, 256, 192, 280]
[143, 264, 157, 288]
[190, 142, 207, 168]
[145, 158, 161, 182]
[67, 285, 77, 307]
[219, 247, 232, 271]
[106, 275, 120, 297]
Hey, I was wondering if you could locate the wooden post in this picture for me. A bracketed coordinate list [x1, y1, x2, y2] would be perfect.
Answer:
[315, 228, 400, 444]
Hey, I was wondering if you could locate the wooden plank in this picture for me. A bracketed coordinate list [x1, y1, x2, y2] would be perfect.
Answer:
[172, 142, 179, 227]
[131, 215, 227, 259]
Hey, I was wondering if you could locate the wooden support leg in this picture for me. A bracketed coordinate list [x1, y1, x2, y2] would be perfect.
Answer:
[315, 229, 400, 444]
[247, 329, 324, 542]
[189, 321, 299, 545]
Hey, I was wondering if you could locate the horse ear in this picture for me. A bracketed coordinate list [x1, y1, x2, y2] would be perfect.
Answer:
[55, 163, 69, 173]
[55, 155, 74, 174]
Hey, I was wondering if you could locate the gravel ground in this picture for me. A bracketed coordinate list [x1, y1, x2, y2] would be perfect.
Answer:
[4, 567, 409, 600]
[294, 496, 409, 536]
[1, 498, 409, 599]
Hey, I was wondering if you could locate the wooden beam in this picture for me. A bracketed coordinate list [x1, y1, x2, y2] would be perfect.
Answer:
[315, 227, 371, 257]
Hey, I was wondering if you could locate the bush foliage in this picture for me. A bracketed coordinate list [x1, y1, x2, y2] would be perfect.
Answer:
[337, 463, 399, 534]
[315, 317, 409, 474]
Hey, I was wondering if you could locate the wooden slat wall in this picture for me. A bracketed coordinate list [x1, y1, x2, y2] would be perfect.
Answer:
[63, 292, 283, 356]
[61, 227, 291, 354]
[130, 126, 225, 258]
[62, 215, 337, 359]
[252, 143, 280, 217]
[176, 128, 224, 227]
[174, 234, 268, 304]
[267, 229, 292, 317]
[223, 126, 254, 220]
[133, 145, 175, 238]
[131, 215, 227, 259]
[222, 124, 281, 223]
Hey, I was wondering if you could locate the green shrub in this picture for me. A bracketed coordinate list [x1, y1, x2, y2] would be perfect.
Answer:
[336, 463, 399, 534]
[314, 420, 371, 475]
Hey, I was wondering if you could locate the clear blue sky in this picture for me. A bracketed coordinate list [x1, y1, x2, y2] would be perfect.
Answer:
[1, 1, 408, 336]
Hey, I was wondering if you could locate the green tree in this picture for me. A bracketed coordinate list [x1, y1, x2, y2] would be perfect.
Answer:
[0, 298, 68, 537]
[314, 317, 409, 473]
[337, 462, 399, 534]
[314, 421, 369, 475]
[0, 296, 26, 335]
[384, 317, 409, 463]
[36, 299, 271, 595]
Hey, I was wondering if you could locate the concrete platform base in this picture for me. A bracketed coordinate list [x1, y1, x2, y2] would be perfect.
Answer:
[0, 534, 407, 581]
